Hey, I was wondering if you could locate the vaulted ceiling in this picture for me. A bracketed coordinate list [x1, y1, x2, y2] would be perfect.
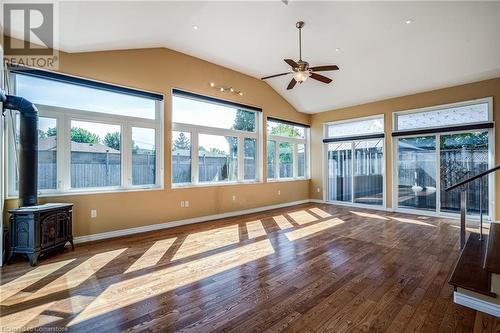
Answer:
[8, 1, 500, 113]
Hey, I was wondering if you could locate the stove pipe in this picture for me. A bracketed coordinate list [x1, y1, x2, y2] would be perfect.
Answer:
[1, 91, 39, 207]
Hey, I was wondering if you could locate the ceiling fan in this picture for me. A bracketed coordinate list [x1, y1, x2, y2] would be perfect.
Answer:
[261, 21, 339, 90]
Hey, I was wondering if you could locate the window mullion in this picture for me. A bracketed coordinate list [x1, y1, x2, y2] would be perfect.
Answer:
[59, 115, 71, 191]
[238, 136, 244, 181]
[192, 130, 199, 184]
[122, 123, 132, 188]
[275, 140, 280, 179]
[293, 143, 298, 178]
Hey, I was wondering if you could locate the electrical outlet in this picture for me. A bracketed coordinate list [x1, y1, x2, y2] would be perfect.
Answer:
[90, 209, 97, 218]
[317, 187, 321, 193]
[180, 201, 185, 208]
[232, 195, 236, 201]
[278, 190, 281, 195]
[185, 201, 189, 208]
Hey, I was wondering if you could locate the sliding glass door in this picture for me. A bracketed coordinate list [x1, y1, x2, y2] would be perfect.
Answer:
[397, 136, 437, 211]
[440, 131, 489, 215]
[327, 142, 352, 202]
[396, 130, 490, 216]
[326, 139, 384, 206]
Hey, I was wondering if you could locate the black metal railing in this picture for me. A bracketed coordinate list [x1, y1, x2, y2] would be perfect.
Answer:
[445, 165, 500, 249]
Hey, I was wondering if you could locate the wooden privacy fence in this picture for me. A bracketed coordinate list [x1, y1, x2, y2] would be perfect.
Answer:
[37, 151, 156, 188]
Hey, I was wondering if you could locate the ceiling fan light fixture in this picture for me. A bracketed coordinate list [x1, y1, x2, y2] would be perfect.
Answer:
[293, 70, 309, 83]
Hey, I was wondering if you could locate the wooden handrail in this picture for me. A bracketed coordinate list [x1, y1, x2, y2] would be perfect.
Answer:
[445, 165, 500, 192]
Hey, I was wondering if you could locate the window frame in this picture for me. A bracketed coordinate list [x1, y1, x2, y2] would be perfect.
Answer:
[266, 119, 310, 182]
[6, 72, 164, 197]
[391, 97, 495, 220]
[171, 91, 263, 188]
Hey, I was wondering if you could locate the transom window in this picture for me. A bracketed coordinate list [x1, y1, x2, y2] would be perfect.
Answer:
[171, 89, 262, 186]
[7, 69, 163, 197]
[266, 118, 309, 180]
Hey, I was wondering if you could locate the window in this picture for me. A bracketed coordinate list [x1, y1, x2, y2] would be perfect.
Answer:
[266, 118, 309, 180]
[70, 120, 121, 188]
[132, 127, 156, 186]
[395, 101, 489, 131]
[394, 98, 493, 216]
[7, 69, 163, 196]
[172, 131, 191, 184]
[324, 115, 384, 206]
[172, 90, 261, 186]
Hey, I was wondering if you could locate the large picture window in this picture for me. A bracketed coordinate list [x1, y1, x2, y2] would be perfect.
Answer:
[393, 98, 493, 217]
[171, 90, 261, 186]
[324, 115, 385, 206]
[7, 69, 163, 196]
[266, 118, 309, 180]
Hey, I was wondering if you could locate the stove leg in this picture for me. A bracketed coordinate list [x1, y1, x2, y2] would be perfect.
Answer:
[28, 252, 39, 267]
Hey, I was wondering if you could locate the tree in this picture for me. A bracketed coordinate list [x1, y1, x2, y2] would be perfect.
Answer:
[69, 127, 100, 144]
[173, 132, 190, 150]
[226, 110, 256, 156]
[209, 147, 226, 155]
[270, 123, 301, 138]
[46, 127, 57, 137]
[104, 132, 120, 150]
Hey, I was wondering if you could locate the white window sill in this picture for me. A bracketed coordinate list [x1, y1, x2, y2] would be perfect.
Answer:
[6, 185, 163, 200]
[172, 180, 263, 189]
[266, 178, 310, 183]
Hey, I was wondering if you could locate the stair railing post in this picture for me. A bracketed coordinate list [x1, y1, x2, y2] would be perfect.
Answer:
[460, 190, 467, 249]
[479, 180, 483, 241]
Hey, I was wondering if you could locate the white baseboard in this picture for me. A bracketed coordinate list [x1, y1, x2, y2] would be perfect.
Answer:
[311, 199, 393, 212]
[454, 291, 500, 317]
[73, 199, 311, 244]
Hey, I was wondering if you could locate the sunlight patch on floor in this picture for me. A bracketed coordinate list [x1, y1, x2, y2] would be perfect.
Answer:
[309, 207, 331, 218]
[286, 218, 344, 241]
[68, 239, 275, 326]
[350, 211, 389, 221]
[246, 220, 266, 239]
[172, 224, 239, 261]
[288, 210, 317, 225]
[17, 248, 126, 304]
[273, 215, 294, 230]
[0, 301, 55, 331]
[0, 258, 75, 304]
[390, 216, 436, 227]
[125, 238, 176, 273]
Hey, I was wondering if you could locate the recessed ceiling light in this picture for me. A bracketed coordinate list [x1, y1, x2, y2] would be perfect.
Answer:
[405, 19, 414, 25]
[192, 25, 199, 30]
[335, 48, 341, 52]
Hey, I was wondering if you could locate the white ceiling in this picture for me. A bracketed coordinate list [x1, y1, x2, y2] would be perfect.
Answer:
[10, 1, 500, 113]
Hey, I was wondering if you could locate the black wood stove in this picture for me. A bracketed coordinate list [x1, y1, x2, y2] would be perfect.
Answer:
[8, 203, 74, 266]
[2, 90, 74, 266]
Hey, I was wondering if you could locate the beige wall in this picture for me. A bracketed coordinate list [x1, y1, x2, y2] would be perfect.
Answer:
[310, 77, 500, 218]
[4, 47, 310, 237]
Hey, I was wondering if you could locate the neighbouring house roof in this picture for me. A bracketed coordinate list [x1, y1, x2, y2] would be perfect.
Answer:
[39, 136, 120, 154]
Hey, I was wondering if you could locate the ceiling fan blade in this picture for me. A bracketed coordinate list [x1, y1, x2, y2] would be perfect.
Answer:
[310, 65, 339, 72]
[261, 72, 291, 80]
[287, 78, 297, 90]
[284, 59, 299, 68]
[310, 73, 332, 84]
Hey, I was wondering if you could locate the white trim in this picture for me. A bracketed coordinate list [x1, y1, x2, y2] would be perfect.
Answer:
[453, 291, 500, 318]
[73, 199, 311, 244]
[311, 199, 393, 213]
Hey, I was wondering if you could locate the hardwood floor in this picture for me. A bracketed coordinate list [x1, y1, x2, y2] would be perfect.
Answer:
[1, 203, 499, 332]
